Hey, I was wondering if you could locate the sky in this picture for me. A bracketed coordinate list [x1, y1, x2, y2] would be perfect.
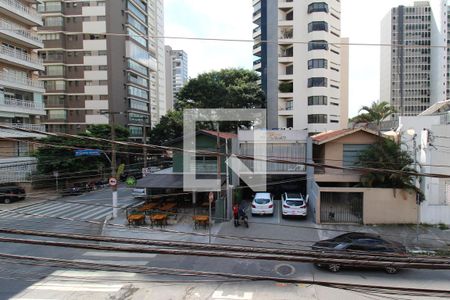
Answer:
[164, 0, 419, 117]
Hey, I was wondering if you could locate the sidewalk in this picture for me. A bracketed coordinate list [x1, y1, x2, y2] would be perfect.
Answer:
[103, 208, 450, 254]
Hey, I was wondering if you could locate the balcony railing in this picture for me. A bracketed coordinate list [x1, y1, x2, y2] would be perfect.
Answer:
[0, 45, 43, 65]
[0, 97, 44, 110]
[0, 19, 42, 43]
[253, 58, 261, 65]
[7, 123, 46, 132]
[0, 71, 44, 89]
[0, 0, 42, 24]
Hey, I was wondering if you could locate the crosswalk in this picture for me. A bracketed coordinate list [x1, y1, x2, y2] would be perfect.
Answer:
[10, 250, 154, 300]
[0, 198, 142, 221]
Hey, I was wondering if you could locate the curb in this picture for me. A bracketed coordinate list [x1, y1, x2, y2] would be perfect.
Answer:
[101, 214, 113, 236]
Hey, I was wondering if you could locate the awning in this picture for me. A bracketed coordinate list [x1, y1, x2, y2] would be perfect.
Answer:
[136, 173, 226, 189]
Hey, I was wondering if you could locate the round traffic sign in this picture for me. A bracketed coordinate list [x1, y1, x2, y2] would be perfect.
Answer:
[109, 177, 117, 186]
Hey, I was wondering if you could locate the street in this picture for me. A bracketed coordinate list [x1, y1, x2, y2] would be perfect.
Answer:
[0, 190, 449, 299]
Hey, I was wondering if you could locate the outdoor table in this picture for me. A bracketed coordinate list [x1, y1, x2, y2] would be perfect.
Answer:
[128, 214, 145, 226]
[193, 215, 209, 229]
[150, 213, 168, 228]
[138, 203, 159, 213]
[159, 202, 177, 212]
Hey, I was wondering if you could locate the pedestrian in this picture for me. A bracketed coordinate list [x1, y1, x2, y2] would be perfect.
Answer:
[233, 204, 239, 227]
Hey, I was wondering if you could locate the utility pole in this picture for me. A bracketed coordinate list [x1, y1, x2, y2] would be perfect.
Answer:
[143, 117, 148, 168]
[110, 112, 118, 219]
[407, 129, 420, 242]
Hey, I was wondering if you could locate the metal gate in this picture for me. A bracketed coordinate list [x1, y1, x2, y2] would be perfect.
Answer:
[320, 192, 363, 224]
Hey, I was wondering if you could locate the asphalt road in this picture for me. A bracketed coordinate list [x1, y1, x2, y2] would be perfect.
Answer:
[0, 192, 449, 299]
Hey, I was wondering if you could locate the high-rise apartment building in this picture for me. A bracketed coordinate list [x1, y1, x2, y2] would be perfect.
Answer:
[0, 0, 45, 130]
[253, 0, 349, 133]
[165, 46, 188, 109]
[37, 0, 166, 138]
[380, 0, 447, 117]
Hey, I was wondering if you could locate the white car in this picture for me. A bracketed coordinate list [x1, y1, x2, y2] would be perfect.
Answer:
[132, 188, 147, 199]
[281, 193, 308, 218]
[251, 192, 274, 216]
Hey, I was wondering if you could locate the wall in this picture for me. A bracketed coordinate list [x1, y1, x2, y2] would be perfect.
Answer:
[315, 186, 417, 224]
[400, 115, 450, 224]
[363, 188, 417, 224]
[316, 131, 380, 181]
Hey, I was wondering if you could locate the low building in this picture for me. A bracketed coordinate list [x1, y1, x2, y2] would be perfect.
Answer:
[308, 128, 418, 224]
[399, 100, 450, 225]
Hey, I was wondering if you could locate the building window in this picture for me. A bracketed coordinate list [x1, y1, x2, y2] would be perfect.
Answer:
[308, 96, 327, 105]
[308, 21, 328, 32]
[308, 59, 328, 69]
[308, 114, 327, 124]
[44, 16, 64, 27]
[48, 110, 67, 120]
[308, 2, 329, 14]
[285, 100, 293, 110]
[308, 40, 328, 51]
[343, 144, 370, 167]
[286, 117, 293, 128]
[307, 77, 327, 87]
[129, 125, 143, 137]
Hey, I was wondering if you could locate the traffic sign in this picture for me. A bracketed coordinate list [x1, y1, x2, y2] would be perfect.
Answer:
[109, 177, 117, 187]
[75, 149, 101, 157]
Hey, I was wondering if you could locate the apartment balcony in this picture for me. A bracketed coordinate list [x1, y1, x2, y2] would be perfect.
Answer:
[278, 107, 293, 116]
[0, 0, 43, 26]
[6, 123, 46, 132]
[253, 58, 262, 72]
[253, 26, 261, 39]
[279, 73, 294, 81]
[0, 19, 43, 48]
[0, 46, 44, 71]
[0, 71, 45, 93]
[0, 97, 45, 115]
[253, 42, 262, 56]
[252, 8, 261, 23]
[279, 0, 294, 9]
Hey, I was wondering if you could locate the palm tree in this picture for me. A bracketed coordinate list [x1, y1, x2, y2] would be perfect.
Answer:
[352, 101, 396, 131]
[357, 138, 423, 200]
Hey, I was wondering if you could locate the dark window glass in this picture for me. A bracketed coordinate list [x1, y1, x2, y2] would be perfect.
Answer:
[307, 77, 327, 87]
[308, 2, 329, 13]
[308, 21, 328, 32]
[308, 96, 328, 105]
[308, 40, 328, 51]
[286, 117, 293, 128]
[308, 59, 328, 69]
[308, 114, 327, 124]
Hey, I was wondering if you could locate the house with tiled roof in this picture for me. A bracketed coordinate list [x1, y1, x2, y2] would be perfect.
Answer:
[307, 128, 417, 225]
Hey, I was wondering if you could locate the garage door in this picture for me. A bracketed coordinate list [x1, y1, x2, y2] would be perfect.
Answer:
[320, 192, 363, 224]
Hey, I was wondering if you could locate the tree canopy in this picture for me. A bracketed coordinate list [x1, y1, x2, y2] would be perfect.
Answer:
[149, 68, 265, 145]
[175, 68, 265, 109]
[351, 101, 396, 131]
[357, 138, 423, 199]
[34, 124, 129, 176]
[149, 110, 183, 145]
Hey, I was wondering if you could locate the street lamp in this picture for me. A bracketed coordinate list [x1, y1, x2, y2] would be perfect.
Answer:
[406, 128, 420, 242]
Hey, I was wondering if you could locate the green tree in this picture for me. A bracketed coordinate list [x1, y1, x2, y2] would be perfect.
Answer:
[351, 101, 396, 131]
[149, 69, 265, 145]
[33, 125, 130, 176]
[149, 110, 183, 145]
[357, 138, 422, 198]
[175, 68, 265, 109]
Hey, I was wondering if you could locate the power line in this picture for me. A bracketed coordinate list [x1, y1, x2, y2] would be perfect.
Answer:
[3, 124, 450, 179]
[0, 252, 449, 297]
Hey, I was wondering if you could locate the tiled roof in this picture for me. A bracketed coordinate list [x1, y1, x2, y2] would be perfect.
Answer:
[312, 128, 379, 144]
[201, 130, 237, 140]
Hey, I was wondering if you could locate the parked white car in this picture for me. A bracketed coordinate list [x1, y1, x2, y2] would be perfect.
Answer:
[251, 192, 274, 216]
[132, 188, 147, 199]
[281, 193, 308, 218]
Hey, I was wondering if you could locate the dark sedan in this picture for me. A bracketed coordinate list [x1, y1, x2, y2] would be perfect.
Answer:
[312, 232, 407, 274]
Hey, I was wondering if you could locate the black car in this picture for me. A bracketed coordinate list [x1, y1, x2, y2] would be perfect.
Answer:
[312, 232, 407, 274]
[0, 184, 26, 204]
